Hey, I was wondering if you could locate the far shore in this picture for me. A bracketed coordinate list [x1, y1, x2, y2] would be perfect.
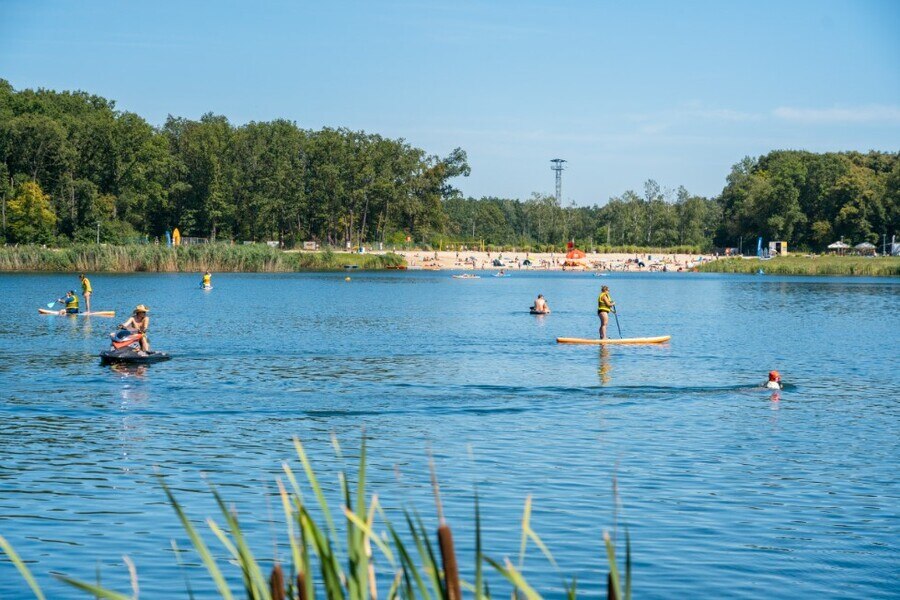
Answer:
[394, 250, 711, 272]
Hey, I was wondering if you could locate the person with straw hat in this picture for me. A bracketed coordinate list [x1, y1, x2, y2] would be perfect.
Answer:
[119, 305, 151, 353]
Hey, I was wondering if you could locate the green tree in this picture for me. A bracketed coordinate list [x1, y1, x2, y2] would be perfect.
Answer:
[6, 181, 57, 243]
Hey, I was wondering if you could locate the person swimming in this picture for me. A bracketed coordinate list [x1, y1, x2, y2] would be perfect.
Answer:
[765, 370, 783, 390]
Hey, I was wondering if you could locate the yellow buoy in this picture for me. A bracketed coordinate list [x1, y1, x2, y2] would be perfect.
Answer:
[345, 276, 351, 281]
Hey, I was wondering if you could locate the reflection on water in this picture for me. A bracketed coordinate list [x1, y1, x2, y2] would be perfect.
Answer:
[598, 346, 612, 385]
[0, 271, 898, 599]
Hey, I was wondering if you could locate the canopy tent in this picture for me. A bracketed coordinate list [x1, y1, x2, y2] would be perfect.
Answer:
[827, 241, 849, 255]
[854, 242, 876, 255]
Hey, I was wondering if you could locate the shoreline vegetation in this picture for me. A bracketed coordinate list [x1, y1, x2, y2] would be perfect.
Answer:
[0, 436, 632, 599]
[698, 255, 900, 277]
[1, 244, 898, 276]
[0, 244, 404, 272]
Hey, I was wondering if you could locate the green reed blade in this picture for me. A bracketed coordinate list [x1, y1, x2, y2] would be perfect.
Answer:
[52, 574, 132, 600]
[484, 557, 543, 600]
[159, 478, 234, 600]
[603, 531, 621, 600]
[0, 533, 46, 600]
[276, 480, 303, 581]
[209, 486, 272, 600]
[294, 436, 338, 544]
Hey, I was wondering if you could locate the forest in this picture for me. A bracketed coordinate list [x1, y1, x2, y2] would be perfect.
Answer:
[1, 80, 897, 251]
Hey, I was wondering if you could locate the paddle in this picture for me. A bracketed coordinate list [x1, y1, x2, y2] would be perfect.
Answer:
[612, 307, 623, 338]
[47, 298, 61, 308]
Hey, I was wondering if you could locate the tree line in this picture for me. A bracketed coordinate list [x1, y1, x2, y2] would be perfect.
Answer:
[1, 80, 897, 251]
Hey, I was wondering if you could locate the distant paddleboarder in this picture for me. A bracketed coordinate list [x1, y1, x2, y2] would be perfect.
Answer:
[532, 294, 550, 314]
[597, 285, 615, 339]
[201, 271, 212, 289]
[79, 273, 92, 312]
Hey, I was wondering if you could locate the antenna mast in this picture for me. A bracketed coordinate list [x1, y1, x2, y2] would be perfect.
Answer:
[550, 158, 566, 204]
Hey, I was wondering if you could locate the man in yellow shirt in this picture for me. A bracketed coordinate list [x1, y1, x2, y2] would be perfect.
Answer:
[597, 285, 615, 339]
[80, 273, 92, 313]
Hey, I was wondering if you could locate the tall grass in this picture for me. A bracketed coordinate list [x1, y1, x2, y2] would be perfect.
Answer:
[0, 244, 405, 272]
[699, 255, 900, 276]
[0, 436, 631, 599]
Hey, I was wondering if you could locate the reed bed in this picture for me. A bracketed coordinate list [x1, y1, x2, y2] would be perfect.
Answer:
[0, 436, 631, 600]
[0, 245, 405, 272]
[699, 255, 900, 277]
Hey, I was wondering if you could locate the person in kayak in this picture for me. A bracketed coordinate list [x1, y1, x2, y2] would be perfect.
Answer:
[201, 271, 211, 288]
[58, 290, 79, 314]
[597, 285, 615, 339]
[765, 370, 783, 390]
[533, 294, 550, 313]
[80, 273, 92, 312]
[120, 305, 151, 352]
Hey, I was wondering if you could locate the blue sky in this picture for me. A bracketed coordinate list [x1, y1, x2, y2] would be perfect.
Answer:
[1, 0, 898, 205]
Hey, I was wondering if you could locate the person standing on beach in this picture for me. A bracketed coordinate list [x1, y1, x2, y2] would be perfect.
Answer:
[79, 273, 92, 313]
[597, 285, 615, 339]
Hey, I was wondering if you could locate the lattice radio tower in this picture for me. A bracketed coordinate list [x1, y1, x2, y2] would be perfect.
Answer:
[550, 158, 566, 204]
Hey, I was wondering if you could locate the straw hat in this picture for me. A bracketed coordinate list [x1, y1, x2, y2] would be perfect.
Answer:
[133, 304, 150, 314]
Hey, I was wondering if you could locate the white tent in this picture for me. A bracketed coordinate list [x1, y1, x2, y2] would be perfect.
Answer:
[827, 240, 849, 255]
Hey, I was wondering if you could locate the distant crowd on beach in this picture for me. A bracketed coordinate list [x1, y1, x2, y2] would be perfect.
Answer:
[397, 250, 713, 272]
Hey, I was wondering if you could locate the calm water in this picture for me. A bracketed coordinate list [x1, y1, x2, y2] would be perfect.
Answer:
[0, 271, 898, 598]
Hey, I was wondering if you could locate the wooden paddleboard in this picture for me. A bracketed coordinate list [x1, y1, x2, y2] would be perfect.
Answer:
[556, 335, 671, 345]
[39, 309, 115, 317]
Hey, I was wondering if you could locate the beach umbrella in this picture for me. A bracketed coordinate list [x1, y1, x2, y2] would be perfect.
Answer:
[827, 241, 849, 249]
[854, 242, 875, 249]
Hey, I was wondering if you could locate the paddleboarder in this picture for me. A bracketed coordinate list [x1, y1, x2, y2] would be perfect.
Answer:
[597, 285, 615, 339]
[201, 271, 212, 288]
[79, 273, 92, 312]
[56, 290, 79, 315]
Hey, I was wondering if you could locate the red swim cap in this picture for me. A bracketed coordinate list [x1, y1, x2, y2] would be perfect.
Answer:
[769, 370, 781, 381]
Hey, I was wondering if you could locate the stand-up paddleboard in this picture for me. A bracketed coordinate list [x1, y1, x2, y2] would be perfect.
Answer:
[38, 309, 115, 317]
[557, 335, 670, 345]
[201, 285, 213, 290]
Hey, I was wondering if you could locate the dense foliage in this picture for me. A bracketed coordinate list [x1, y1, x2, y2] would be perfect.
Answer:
[1, 80, 897, 251]
[0, 80, 468, 247]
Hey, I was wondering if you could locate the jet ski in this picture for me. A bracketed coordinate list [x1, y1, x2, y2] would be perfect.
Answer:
[100, 329, 171, 365]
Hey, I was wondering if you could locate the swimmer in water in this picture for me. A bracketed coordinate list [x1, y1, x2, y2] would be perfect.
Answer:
[765, 370, 783, 390]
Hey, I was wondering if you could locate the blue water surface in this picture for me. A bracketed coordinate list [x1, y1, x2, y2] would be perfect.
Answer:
[0, 271, 898, 598]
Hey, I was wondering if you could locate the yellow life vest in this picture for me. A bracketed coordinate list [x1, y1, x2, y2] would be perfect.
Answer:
[202, 274, 211, 285]
[598, 292, 612, 313]
[65, 295, 79, 309]
[81, 277, 92, 293]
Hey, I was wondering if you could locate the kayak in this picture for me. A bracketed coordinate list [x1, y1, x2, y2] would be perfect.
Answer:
[38, 309, 115, 317]
[556, 335, 671, 345]
[99, 349, 171, 365]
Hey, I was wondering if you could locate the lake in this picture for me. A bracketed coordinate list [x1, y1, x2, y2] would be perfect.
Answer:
[0, 271, 897, 598]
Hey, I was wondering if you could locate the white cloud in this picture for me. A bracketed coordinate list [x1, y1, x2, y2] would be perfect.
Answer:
[773, 105, 900, 124]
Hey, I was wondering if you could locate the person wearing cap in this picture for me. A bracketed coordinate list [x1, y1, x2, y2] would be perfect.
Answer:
[120, 305, 151, 352]
[597, 285, 615, 339]
[765, 370, 783, 390]
[79, 273, 92, 313]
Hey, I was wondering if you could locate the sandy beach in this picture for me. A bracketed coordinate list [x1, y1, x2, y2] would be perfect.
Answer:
[394, 250, 715, 272]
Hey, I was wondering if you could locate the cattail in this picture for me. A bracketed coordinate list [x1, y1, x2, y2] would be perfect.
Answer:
[297, 571, 308, 600]
[269, 564, 285, 600]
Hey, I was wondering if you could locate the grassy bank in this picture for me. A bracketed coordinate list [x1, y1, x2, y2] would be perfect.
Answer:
[699, 255, 900, 277]
[0, 244, 405, 272]
[1, 436, 631, 599]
